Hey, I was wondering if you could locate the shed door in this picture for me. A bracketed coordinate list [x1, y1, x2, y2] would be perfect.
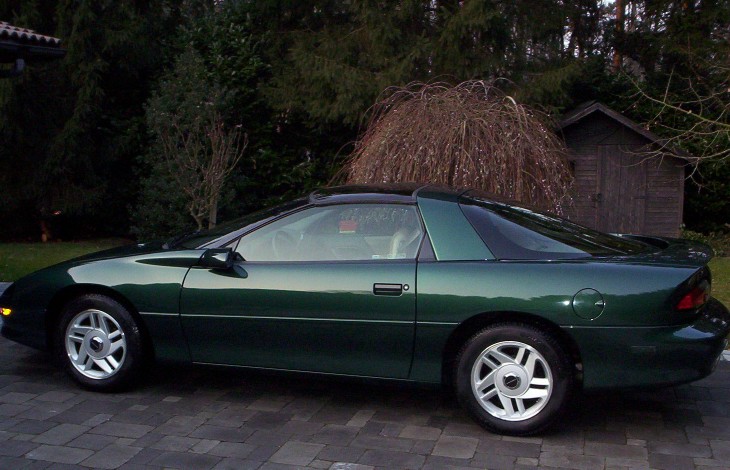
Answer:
[597, 145, 647, 234]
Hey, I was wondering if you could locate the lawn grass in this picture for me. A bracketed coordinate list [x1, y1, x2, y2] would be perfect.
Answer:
[0, 239, 130, 281]
[709, 257, 730, 307]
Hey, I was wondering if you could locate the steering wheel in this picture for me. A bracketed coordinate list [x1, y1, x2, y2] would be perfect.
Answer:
[271, 230, 297, 260]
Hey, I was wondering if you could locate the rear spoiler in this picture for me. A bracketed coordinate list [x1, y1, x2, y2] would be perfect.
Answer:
[619, 235, 714, 267]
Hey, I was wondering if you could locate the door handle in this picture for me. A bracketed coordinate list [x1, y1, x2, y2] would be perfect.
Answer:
[373, 283, 403, 296]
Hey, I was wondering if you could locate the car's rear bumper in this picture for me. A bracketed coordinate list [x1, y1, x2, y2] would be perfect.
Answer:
[567, 298, 730, 390]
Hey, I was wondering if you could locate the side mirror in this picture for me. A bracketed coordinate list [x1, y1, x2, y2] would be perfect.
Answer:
[199, 248, 239, 270]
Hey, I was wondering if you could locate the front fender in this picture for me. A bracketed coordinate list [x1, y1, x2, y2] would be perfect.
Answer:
[1, 250, 203, 361]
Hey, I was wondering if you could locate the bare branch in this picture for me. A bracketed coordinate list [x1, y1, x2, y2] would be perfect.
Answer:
[627, 66, 730, 164]
[154, 108, 247, 230]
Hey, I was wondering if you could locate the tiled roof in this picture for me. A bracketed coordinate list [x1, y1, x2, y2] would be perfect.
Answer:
[0, 21, 62, 47]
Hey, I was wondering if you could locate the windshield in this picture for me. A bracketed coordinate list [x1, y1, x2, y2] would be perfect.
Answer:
[173, 198, 308, 249]
[460, 191, 650, 260]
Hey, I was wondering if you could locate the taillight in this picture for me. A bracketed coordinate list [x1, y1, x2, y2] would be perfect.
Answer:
[676, 281, 711, 311]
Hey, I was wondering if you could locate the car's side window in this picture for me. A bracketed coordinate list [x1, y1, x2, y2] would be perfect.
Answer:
[236, 204, 424, 262]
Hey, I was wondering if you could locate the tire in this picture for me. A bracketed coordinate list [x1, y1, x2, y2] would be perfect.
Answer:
[454, 323, 573, 435]
[56, 294, 144, 392]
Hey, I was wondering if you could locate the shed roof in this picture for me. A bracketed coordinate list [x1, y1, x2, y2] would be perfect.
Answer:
[0, 21, 65, 63]
[558, 101, 691, 161]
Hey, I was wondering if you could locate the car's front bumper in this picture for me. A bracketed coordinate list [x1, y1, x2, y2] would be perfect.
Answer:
[0, 314, 48, 350]
[567, 298, 730, 390]
[0, 283, 47, 350]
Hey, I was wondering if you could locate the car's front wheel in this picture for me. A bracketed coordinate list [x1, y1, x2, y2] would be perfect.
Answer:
[455, 323, 573, 435]
[56, 294, 144, 391]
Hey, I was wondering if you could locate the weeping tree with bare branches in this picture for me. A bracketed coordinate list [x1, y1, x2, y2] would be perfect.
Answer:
[342, 81, 573, 213]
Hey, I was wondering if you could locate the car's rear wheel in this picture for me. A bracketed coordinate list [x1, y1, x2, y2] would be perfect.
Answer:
[56, 294, 144, 391]
[455, 323, 572, 435]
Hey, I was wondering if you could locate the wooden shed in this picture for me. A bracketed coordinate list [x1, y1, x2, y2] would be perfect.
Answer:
[558, 102, 688, 237]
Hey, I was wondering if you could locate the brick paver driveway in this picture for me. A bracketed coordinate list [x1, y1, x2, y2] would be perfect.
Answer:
[0, 333, 729, 469]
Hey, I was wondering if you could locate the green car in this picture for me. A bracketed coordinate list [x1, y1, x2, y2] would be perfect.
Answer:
[1, 184, 728, 435]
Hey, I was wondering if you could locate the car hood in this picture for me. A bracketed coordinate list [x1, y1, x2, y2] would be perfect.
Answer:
[614, 236, 713, 267]
[65, 241, 169, 264]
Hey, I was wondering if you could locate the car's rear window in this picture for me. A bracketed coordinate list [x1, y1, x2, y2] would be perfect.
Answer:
[459, 192, 650, 260]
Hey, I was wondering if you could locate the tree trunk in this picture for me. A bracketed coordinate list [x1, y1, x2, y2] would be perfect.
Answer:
[612, 0, 624, 71]
[208, 198, 218, 230]
[191, 205, 204, 232]
[40, 219, 52, 243]
[567, 17, 577, 57]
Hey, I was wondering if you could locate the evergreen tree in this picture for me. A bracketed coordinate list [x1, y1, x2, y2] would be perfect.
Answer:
[133, 2, 323, 238]
[609, 0, 730, 231]
[0, 0, 182, 240]
[2, 0, 728, 238]
[136, 46, 247, 235]
[250, 1, 599, 125]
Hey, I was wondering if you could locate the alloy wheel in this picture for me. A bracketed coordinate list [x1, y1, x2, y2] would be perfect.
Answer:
[65, 308, 127, 380]
[470, 340, 553, 421]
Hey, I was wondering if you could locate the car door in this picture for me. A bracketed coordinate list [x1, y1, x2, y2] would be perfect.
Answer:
[179, 203, 423, 379]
